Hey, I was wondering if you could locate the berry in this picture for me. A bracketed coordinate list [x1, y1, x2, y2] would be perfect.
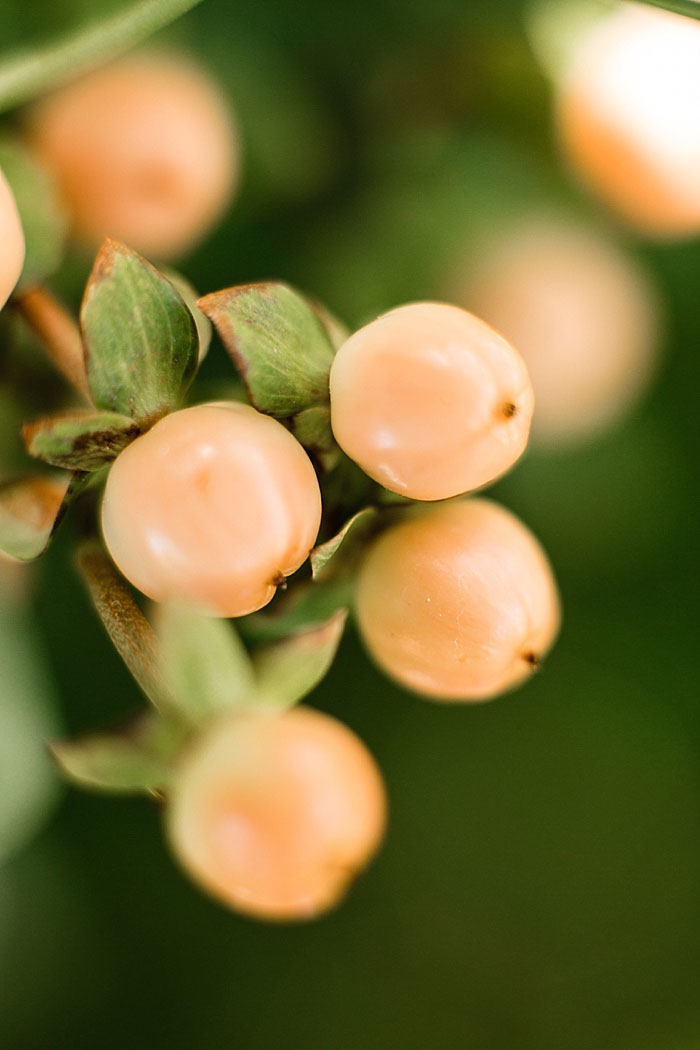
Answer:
[26, 54, 238, 259]
[458, 216, 660, 446]
[556, 5, 700, 238]
[329, 302, 533, 501]
[167, 706, 387, 921]
[0, 166, 25, 309]
[101, 403, 322, 617]
[355, 498, 560, 701]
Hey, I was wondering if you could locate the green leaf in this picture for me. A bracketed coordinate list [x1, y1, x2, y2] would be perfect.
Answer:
[0, 0, 204, 114]
[637, 0, 700, 18]
[77, 542, 171, 711]
[239, 577, 355, 645]
[23, 410, 140, 471]
[310, 507, 377, 579]
[291, 405, 339, 471]
[81, 239, 199, 426]
[308, 299, 350, 351]
[251, 609, 348, 708]
[198, 282, 336, 418]
[0, 138, 66, 286]
[155, 602, 256, 724]
[0, 473, 74, 560]
[50, 713, 186, 796]
[163, 269, 212, 363]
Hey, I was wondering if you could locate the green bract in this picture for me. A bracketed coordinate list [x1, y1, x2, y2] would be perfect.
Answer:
[199, 282, 336, 419]
[81, 239, 199, 426]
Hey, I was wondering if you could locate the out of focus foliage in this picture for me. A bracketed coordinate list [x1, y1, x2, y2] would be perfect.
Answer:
[2, 1, 700, 1048]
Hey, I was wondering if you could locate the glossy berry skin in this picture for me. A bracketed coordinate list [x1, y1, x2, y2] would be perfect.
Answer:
[101, 403, 322, 617]
[167, 706, 387, 921]
[355, 499, 560, 702]
[556, 6, 700, 238]
[460, 216, 660, 447]
[26, 55, 237, 259]
[0, 167, 25, 309]
[329, 302, 534, 501]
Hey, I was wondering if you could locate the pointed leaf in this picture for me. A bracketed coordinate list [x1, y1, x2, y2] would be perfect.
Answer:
[0, 473, 73, 560]
[239, 578, 354, 644]
[198, 282, 335, 418]
[50, 714, 187, 796]
[77, 542, 170, 711]
[0, 138, 66, 286]
[0, 0, 205, 114]
[81, 239, 199, 425]
[308, 299, 350, 351]
[155, 602, 256, 723]
[310, 507, 377, 579]
[164, 269, 212, 362]
[291, 405, 339, 470]
[252, 609, 348, 708]
[23, 410, 140, 471]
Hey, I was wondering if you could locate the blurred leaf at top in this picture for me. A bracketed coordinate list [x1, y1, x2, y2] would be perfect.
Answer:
[0, 0, 203, 113]
[638, 0, 700, 18]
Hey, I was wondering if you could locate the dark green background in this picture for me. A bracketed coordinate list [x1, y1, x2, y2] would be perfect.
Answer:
[2, 1, 700, 1047]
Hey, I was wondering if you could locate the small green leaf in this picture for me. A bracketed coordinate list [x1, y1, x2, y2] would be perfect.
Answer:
[0, 138, 66, 286]
[310, 507, 377, 579]
[23, 410, 140, 471]
[164, 269, 212, 363]
[239, 577, 355, 645]
[155, 602, 256, 724]
[77, 542, 171, 711]
[198, 282, 336, 418]
[0, 0, 204, 114]
[0, 473, 74, 560]
[291, 405, 338, 470]
[308, 299, 350, 351]
[252, 609, 348, 708]
[50, 714, 187, 796]
[81, 239, 199, 426]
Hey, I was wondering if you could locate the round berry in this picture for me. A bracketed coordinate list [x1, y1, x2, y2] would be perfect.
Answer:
[329, 302, 533, 501]
[101, 403, 322, 617]
[458, 216, 661, 447]
[167, 706, 387, 921]
[556, 5, 700, 238]
[0, 166, 25, 309]
[25, 54, 238, 259]
[355, 499, 560, 701]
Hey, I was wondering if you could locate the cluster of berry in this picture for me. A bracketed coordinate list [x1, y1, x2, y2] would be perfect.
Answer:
[0, 43, 599, 923]
[1, 100, 560, 917]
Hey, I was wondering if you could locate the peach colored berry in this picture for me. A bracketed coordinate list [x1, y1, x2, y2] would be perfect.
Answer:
[0, 166, 25, 309]
[556, 5, 700, 238]
[167, 706, 387, 921]
[25, 54, 238, 259]
[458, 216, 661, 446]
[355, 498, 560, 701]
[101, 403, 322, 617]
[329, 302, 534, 501]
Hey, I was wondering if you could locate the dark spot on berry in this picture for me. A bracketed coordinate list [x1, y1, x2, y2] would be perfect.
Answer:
[522, 650, 540, 670]
[502, 402, 518, 419]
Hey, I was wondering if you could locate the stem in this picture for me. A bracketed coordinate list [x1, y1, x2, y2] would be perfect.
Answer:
[14, 285, 92, 402]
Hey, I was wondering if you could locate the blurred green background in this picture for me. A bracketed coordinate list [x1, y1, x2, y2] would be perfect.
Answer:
[2, 0, 700, 1048]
